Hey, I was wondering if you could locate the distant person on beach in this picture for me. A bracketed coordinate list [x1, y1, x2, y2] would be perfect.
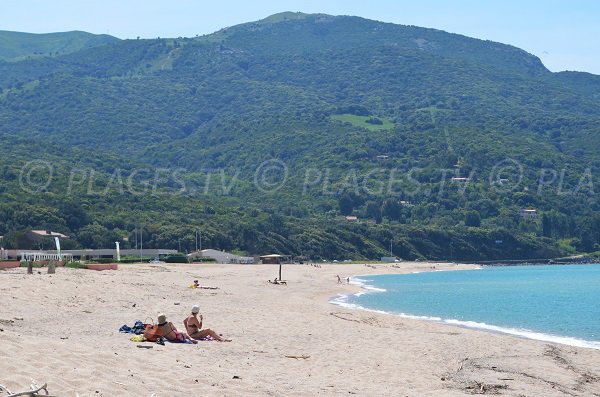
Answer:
[337, 275, 342, 284]
[269, 278, 286, 285]
[189, 279, 219, 289]
[346, 277, 350, 284]
[155, 314, 197, 344]
[184, 305, 231, 342]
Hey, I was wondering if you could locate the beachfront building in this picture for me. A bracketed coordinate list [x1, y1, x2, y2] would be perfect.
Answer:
[29, 230, 69, 239]
[66, 248, 176, 260]
[8, 230, 71, 251]
[381, 256, 399, 263]
[259, 254, 293, 264]
[188, 249, 255, 264]
[1, 248, 176, 261]
[20, 251, 73, 262]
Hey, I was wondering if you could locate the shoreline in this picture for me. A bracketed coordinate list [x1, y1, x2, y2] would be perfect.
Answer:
[333, 266, 600, 351]
[2, 261, 600, 396]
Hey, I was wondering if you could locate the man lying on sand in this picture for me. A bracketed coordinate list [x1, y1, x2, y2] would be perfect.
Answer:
[189, 279, 219, 289]
[184, 305, 231, 342]
[268, 278, 287, 285]
[155, 313, 198, 344]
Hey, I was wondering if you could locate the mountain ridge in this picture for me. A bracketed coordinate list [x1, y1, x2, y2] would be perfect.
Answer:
[209, 12, 550, 77]
[0, 30, 120, 61]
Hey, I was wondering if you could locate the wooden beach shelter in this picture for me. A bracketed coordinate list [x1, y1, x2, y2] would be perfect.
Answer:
[260, 254, 292, 280]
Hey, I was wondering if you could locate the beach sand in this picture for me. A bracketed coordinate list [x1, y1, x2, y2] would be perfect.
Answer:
[1, 262, 599, 396]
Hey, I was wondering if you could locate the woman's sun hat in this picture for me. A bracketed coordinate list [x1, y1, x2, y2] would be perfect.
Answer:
[191, 305, 200, 314]
[157, 313, 167, 325]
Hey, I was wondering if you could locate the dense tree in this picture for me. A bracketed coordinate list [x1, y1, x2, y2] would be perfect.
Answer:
[338, 194, 355, 216]
[465, 211, 482, 227]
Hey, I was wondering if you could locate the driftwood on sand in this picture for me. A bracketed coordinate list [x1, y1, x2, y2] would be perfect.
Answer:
[0, 381, 58, 397]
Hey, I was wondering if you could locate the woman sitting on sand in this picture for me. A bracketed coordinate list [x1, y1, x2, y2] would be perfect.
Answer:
[184, 305, 231, 342]
[155, 314, 197, 344]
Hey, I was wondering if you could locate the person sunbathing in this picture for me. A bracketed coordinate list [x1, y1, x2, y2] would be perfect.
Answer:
[155, 313, 197, 344]
[189, 279, 220, 289]
[268, 278, 287, 285]
[184, 305, 231, 342]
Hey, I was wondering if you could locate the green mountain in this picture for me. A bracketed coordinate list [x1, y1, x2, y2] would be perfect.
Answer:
[1, 13, 600, 261]
[0, 30, 119, 61]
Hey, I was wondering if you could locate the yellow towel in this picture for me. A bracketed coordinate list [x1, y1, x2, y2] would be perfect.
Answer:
[130, 335, 146, 342]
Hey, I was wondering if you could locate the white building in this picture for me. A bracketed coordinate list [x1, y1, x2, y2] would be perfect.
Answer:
[519, 209, 538, 221]
[187, 249, 254, 264]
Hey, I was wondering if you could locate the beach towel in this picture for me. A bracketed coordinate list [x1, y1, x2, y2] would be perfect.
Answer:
[119, 320, 146, 335]
[165, 338, 195, 344]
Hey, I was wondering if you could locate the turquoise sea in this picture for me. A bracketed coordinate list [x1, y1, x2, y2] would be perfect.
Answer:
[332, 264, 600, 349]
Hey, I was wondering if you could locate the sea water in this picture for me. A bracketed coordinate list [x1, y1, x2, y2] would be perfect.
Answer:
[332, 264, 600, 349]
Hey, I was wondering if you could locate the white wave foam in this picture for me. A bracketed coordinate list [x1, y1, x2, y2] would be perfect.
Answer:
[349, 277, 370, 286]
[329, 294, 359, 310]
[442, 319, 600, 350]
[347, 276, 387, 292]
[363, 285, 387, 292]
[329, 275, 387, 311]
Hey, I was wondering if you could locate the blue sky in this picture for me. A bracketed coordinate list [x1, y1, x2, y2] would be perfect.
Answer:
[1, 0, 599, 74]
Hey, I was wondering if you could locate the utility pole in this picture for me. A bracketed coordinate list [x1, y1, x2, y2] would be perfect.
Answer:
[140, 224, 143, 263]
[199, 231, 202, 252]
[390, 239, 393, 257]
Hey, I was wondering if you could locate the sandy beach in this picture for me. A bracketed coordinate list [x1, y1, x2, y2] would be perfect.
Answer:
[1, 262, 599, 396]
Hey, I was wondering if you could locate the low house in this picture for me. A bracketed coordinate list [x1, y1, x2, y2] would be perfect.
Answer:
[345, 216, 359, 222]
[381, 256, 398, 263]
[259, 254, 292, 264]
[20, 251, 73, 262]
[519, 209, 538, 221]
[29, 230, 69, 239]
[188, 249, 254, 264]
[26, 230, 69, 249]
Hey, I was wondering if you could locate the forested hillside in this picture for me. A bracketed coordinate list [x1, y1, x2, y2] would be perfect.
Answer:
[1, 12, 600, 261]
